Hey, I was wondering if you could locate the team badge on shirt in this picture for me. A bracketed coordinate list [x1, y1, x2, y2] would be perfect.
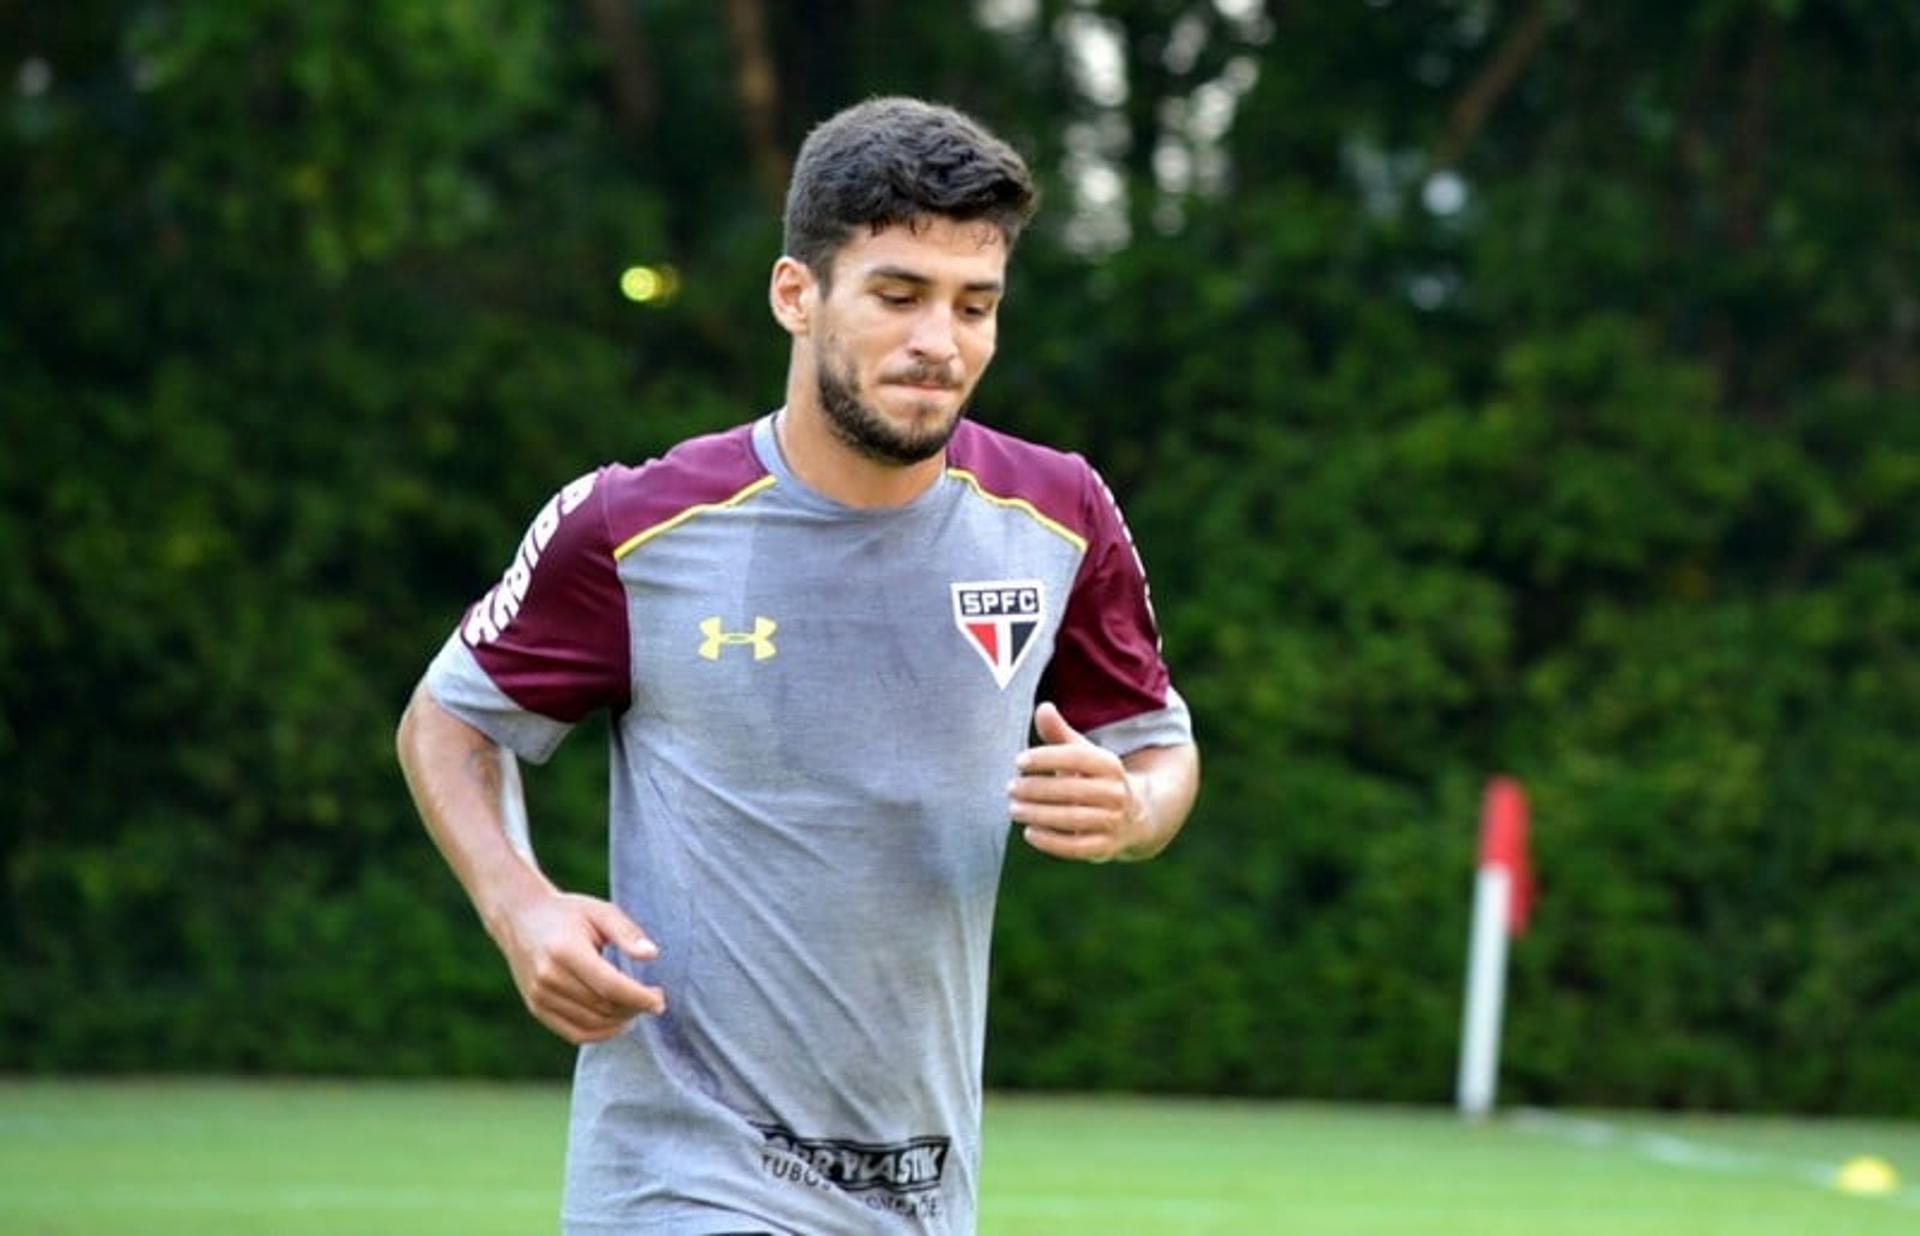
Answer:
[951, 579, 1045, 689]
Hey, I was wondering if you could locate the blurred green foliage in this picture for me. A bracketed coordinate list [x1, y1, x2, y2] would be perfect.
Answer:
[3, 2, 1916, 1112]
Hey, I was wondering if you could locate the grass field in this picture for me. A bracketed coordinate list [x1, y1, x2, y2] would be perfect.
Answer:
[1, 1079, 1915, 1234]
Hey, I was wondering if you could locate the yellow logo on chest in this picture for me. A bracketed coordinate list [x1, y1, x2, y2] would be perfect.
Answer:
[698, 616, 777, 661]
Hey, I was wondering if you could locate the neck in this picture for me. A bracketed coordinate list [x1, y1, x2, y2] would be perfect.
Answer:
[775, 390, 948, 510]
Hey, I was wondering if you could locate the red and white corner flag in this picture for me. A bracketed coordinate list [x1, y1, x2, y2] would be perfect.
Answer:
[1457, 777, 1532, 1118]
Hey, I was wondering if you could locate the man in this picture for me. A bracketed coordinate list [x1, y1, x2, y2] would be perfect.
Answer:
[396, 97, 1198, 1234]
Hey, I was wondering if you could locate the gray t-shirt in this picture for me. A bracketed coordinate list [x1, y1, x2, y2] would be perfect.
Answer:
[427, 413, 1192, 1234]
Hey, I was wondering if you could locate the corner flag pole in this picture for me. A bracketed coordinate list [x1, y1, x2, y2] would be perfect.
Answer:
[1457, 776, 1532, 1119]
[498, 747, 540, 870]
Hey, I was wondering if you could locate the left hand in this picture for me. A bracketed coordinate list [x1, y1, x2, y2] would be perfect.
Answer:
[1008, 702, 1146, 863]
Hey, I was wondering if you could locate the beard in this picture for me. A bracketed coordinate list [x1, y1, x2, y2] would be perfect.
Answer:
[815, 341, 967, 466]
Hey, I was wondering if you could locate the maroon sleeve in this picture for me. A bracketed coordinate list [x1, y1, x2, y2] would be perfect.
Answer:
[456, 468, 631, 721]
[1045, 465, 1173, 733]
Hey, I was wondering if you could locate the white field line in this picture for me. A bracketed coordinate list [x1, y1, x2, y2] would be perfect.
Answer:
[0, 1186, 557, 1212]
[987, 1196, 1247, 1217]
[1509, 1108, 1920, 1211]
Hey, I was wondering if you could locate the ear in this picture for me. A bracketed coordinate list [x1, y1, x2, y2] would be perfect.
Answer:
[768, 256, 815, 338]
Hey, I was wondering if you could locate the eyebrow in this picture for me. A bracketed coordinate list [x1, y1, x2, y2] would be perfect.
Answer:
[865, 265, 1003, 295]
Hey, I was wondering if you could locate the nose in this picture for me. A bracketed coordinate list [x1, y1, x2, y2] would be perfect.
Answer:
[906, 305, 960, 364]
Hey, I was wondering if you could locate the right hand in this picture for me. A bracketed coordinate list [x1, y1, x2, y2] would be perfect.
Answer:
[490, 890, 666, 1044]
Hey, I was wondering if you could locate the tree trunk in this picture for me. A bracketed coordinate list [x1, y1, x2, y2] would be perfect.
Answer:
[723, 0, 789, 212]
[1432, 1, 1556, 170]
[582, 0, 656, 141]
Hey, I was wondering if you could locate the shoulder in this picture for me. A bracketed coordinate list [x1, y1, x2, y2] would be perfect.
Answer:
[600, 422, 773, 558]
[944, 419, 1101, 551]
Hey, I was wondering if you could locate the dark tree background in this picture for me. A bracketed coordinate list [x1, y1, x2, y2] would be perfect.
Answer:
[4, 1, 1916, 1113]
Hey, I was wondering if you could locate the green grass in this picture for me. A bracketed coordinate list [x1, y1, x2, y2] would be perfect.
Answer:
[1, 1079, 1915, 1234]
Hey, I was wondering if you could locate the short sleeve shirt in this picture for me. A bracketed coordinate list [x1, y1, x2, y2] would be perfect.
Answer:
[427, 413, 1192, 1234]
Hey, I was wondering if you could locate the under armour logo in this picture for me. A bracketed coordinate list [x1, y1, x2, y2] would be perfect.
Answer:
[698, 616, 777, 661]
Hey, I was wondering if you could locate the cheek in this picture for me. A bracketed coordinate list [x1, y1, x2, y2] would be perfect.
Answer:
[844, 317, 910, 370]
[965, 328, 997, 374]
[821, 330, 872, 383]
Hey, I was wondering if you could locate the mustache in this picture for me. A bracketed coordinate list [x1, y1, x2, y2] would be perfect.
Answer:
[881, 362, 961, 389]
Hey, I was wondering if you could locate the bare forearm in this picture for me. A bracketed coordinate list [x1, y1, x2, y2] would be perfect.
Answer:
[396, 682, 666, 1041]
[395, 682, 553, 934]
[1117, 741, 1200, 862]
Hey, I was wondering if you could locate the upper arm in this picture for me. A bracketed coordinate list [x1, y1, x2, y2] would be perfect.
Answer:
[397, 678, 499, 788]
[1044, 464, 1194, 755]
[423, 468, 632, 764]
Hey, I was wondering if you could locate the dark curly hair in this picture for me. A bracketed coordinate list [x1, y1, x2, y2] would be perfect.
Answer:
[783, 97, 1037, 287]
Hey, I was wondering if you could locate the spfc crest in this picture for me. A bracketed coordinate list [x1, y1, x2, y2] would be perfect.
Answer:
[951, 579, 1045, 689]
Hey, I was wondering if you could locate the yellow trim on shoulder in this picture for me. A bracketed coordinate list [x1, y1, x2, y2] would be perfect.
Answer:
[612, 474, 778, 560]
[945, 467, 1088, 554]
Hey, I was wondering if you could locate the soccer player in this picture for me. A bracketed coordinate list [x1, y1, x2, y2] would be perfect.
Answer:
[396, 96, 1199, 1234]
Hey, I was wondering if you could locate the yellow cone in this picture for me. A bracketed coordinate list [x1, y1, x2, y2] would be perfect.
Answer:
[1834, 1156, 1900, 1196]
